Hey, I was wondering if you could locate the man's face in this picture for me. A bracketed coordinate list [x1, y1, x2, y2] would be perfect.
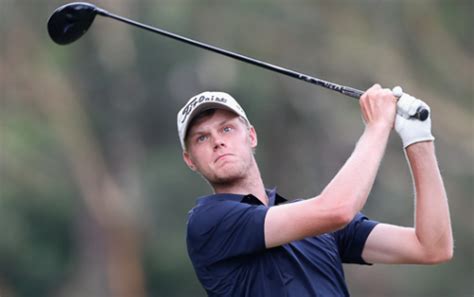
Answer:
[183, 109, 257, 185]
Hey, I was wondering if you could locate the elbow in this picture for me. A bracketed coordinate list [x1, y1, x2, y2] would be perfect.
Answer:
[331, 205, 355, 230]
[435, 246, 454, 264]
[316, 192, 359, 231]
[423, 246, 454, 264]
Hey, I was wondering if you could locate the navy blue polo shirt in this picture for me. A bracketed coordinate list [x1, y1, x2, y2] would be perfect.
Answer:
[186, 189, 378, 297]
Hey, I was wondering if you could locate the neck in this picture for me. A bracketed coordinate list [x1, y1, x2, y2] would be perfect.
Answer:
[212, 160, 268, 205]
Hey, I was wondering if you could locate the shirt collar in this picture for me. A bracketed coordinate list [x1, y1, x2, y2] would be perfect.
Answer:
[196, 187, 288, 206]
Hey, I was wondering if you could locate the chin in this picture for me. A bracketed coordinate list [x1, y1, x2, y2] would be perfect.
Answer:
[208, 169, 245, 185]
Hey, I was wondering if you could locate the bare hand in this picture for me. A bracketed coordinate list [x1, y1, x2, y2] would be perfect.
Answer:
[360, 84, 397, 129]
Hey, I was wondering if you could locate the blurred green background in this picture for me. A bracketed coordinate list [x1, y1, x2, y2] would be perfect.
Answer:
[0, 0, 472, 296]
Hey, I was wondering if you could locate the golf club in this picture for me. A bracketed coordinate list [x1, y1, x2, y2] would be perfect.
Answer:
[47, 2, 429, 121]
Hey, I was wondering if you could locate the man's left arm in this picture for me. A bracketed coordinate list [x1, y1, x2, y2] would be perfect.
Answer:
[362, 142, 453, 264]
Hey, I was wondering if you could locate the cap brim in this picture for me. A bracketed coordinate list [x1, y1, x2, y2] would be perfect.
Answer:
[181, 102, 240, 145]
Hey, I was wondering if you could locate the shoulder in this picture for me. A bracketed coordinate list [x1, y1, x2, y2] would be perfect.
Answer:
[332, 212, 379, 264]
[186, 194, 263, 239]
[186, 194, 269, 264]
[334, 212, 378, 238]
[188, 195, 241, 222]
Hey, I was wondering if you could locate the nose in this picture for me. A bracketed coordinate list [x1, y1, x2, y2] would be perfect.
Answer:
[212, 134, 226, 151]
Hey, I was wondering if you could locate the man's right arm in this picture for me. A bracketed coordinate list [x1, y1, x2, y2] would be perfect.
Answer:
[264, 85, 396, 248]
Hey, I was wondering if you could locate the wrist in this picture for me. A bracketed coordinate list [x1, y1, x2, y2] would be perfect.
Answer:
[401, 130, 435, 149]
[360, 122, 391, 149]
[365, 121, 392, 136]
[405, 140, 435, 153]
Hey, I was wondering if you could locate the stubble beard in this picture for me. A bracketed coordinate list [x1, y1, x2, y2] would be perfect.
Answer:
[206, 154, 254, 188]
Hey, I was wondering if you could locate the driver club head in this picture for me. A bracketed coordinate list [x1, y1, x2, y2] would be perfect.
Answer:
[47, 2, 102, 45]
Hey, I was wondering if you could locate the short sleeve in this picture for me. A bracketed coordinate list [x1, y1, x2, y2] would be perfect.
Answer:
[186, 200, 268, 266]
[332, 212, 378, 264]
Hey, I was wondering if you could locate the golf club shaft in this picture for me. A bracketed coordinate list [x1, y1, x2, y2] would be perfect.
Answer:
[93, 7, 428, 121]
[97, 9, 364, 99]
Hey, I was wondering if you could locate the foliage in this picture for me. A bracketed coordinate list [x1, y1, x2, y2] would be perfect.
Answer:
[0, 1, 472, 296]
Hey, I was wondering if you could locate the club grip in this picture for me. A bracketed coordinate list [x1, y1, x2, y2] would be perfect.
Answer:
[414, 106, 429, 121]
[392, 86, 429, 121]
[342, 86, 429, 121]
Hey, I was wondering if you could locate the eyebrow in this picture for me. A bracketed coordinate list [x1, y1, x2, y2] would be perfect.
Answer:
[188, 118, 237, 138]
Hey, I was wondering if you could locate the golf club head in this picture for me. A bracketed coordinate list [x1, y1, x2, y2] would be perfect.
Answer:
[47, 2, 102, 45]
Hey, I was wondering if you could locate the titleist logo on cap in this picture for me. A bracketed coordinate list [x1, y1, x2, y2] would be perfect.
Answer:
[180, 95, 228, 124]
[177, 91, 249, 149]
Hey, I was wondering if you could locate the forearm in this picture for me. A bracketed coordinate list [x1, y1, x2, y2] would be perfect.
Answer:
[265, 125, 391, 248]
[406, 142, 453, 260]
[320, 124, 390, 218]
[265, 86, 397, 248]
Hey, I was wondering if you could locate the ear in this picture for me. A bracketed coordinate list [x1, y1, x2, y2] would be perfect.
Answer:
[183, 151, 197, 171]
[249, 126, 258, 149]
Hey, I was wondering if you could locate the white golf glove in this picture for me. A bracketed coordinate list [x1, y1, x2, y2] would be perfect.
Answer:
[392, 86, 435, 148]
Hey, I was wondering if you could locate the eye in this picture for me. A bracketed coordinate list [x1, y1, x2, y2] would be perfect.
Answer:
[223, 126, 233, 133]
[196, 135, 208, 143]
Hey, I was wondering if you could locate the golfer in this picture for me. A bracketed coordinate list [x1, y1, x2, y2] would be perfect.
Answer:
[177, 85, 453, 297]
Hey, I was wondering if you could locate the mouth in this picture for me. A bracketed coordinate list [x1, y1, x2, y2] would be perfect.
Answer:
[215, 154, 234, 163]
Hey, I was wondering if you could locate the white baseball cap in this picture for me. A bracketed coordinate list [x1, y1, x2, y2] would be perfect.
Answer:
[177, 91, 249, 149]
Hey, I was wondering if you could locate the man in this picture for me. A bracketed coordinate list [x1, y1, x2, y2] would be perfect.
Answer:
[176, 85, 453, 296]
